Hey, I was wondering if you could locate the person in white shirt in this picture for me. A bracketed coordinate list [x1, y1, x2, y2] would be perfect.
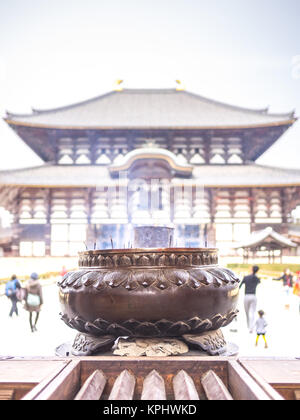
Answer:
[255, 310, 268, 348]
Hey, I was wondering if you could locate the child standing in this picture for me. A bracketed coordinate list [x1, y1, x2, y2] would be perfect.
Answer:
[255, 310, 268, 349]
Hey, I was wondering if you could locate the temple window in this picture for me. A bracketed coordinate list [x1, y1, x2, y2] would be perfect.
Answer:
[190, 137, 206, 164]
[74, 137, 91, 164]
[174, 185, 192, 221]
[20, 241, 45, 257]
[50, 224, 86, 256]
[215, 223, 235, 256]
[95, 138, 111, 164]
[253, 190, 282, 224]
[193, 190, 211, 223]
[57, 137, 74, 164]
[190, 151, 205, 164]
[19, 196, 47, 224]
[96, 151, 111, 164]
[233, 191, 251, 220]
[227, 137, 243, 164]
[112, 138, 128, 161]
[109, 188, 128, 222]
[210, 138, 226, 164]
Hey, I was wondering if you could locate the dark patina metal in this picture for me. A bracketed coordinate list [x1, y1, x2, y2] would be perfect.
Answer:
[58, 243, 239, 356]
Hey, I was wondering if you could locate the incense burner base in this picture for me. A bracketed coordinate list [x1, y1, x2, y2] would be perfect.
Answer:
[55, 328, 237, 357]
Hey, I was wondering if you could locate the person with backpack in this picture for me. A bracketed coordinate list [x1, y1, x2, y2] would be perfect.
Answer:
[5, 275, 21, 318]
[24, 272, 43, 332]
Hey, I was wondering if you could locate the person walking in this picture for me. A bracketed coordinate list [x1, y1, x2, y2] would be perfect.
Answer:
[60, 266, 68, 278]
[239, 266, 261, 333]
[274, 268, 294, 310]
[5, 275, 21, 318]
[24, 272, 43, 332]
[255, 310, 268, 349]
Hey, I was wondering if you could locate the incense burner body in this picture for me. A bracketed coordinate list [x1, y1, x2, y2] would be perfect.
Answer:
[58, 248, 239, 338]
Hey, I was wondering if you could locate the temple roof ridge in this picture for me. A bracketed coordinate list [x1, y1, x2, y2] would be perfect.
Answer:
[4, 87, 296, 128]
[234, 226, 297, 249]
[182, 90, 296, 120]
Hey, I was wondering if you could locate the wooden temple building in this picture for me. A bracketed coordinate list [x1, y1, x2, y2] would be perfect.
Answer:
[1, 87, 300, 257]
[235, 227, 298, 263]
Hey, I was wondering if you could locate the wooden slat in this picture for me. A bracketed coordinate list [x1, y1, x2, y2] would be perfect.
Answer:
[295, 390, 300, 400]
[29, 360, 81, 400]
[239, 359, 300, 385]
[201, 370, 233, 400]
[108, 370, 135, 400]
[0, 389, 14, 400]
[141, 370, 166, 400]
[0, 360, 68, 384]
[237, 360, 284, 400]
[228, 361, 272, 401]
[74, 370, 106, 401]
[173, 370, 199, 400]
[22, 361, 72, 400]
[79, 356, 228, 399]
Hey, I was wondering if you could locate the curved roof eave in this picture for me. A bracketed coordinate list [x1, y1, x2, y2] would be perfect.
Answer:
[3, 117, 297, 131]
[4, 88, 297, 130]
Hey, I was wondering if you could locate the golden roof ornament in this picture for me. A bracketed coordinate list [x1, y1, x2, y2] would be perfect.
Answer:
[175, 80, 185, 91]
[114, 79, 124, 91]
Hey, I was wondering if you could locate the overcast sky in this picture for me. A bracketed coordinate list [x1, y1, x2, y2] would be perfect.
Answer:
[0, 0, 300, 170]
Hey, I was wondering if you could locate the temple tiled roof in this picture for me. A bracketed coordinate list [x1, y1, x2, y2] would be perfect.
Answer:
[235, 227, 297, 249]
[191, 164, 300, 187]
[1, 163, 300, 187]
[5, 89, 296, 129]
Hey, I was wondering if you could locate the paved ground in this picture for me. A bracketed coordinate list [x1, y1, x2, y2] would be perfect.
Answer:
[0, 277, 299, 358]
[0, 279, 74, 357]
[224, 278, 300, 358]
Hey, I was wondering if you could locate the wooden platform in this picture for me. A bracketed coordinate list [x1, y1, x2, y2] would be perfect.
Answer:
[0, 356, 298, 400]
[239, 358, 300, 401]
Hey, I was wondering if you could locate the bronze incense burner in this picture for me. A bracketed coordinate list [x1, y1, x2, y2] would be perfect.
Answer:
[58, 227, 240, 356]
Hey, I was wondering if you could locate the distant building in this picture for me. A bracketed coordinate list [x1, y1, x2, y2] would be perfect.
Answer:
[0, 215, 11, 256]
[1, 87, 299, 257]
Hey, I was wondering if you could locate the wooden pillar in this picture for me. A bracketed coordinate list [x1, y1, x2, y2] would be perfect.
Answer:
[49, 129, 58, 164]
[44, 188, 52, 256]
[204, 131, 211, 164]
[170, 185, 175, 224]
[249, 188, 255, 232]
[87, 130, 97, 164]
[208, 188, 216, 246]
[11, 190, 21, 257]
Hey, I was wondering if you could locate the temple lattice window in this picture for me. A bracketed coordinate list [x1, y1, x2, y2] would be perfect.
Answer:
[19, 191, 47, 224]
[74, 137, 90, 164]
[210, 137, 226, 164]
[50, 190, 87, 256]
[95, 137, 111, 164]
[19, 241, 46, 257]
[253, 189, 282, 224]
[112, 137, 128, 163]
[190, 137, 205, 164]
[192, 189, 211, 223]
[57, 137, 74, 164]
[173, 184, 192, 222]
[227, 138, 243, 164]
